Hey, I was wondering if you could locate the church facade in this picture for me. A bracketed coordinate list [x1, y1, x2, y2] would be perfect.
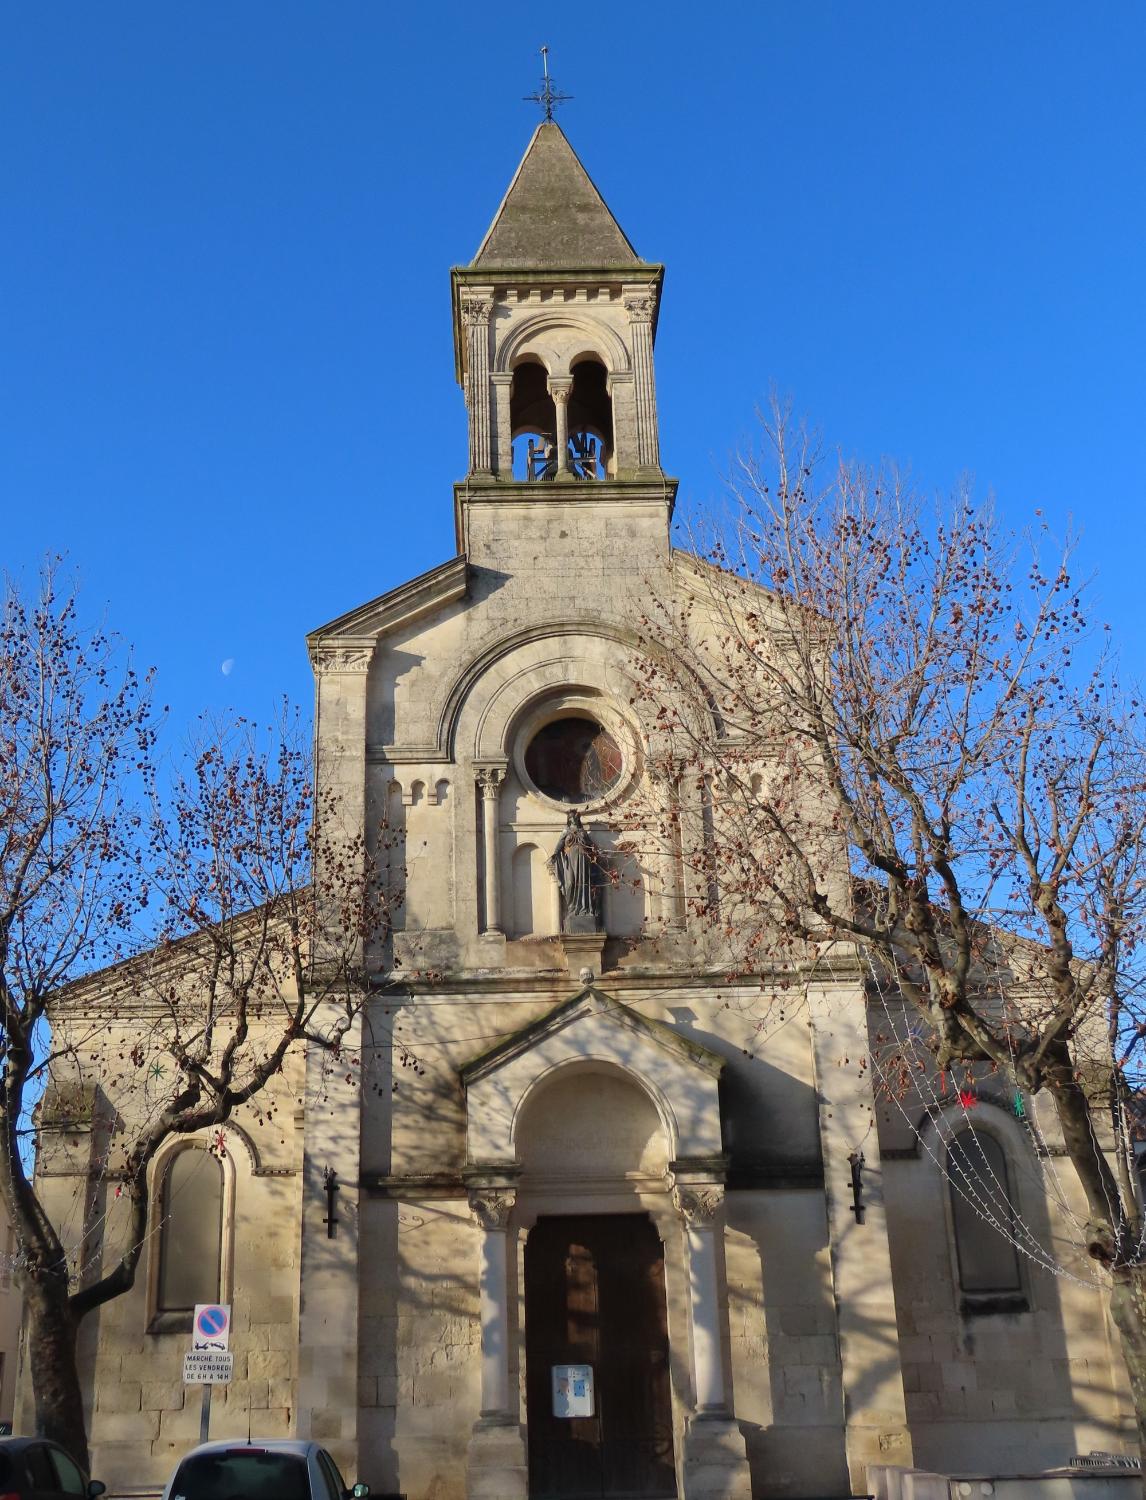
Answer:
[42, 123, 1137, 1499]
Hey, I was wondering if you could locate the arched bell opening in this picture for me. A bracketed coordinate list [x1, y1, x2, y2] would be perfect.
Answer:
[568, 356, 613, 480]
[510, 358, 558, 481]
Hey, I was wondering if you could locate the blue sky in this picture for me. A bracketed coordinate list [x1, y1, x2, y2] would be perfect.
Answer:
[3, 4, 1143, 735]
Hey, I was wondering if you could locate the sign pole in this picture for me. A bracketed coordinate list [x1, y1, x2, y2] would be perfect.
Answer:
[185, 1304, 232, 1434]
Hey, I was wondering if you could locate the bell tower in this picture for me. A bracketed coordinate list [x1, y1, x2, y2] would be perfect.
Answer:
[450, 121, 676, 554]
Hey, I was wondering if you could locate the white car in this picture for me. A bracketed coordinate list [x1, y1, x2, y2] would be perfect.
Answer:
[162, 1440, 369, 1500]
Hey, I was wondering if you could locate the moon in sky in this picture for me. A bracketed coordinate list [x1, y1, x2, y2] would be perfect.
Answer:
[221, 658, 235, 676]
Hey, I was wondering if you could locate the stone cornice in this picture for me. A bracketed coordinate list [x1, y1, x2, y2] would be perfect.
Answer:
[305, 554, 469, 652]
[369, 962, 851, 1001]
[449, 263, 664, 385]
[454, 476, 677, 553]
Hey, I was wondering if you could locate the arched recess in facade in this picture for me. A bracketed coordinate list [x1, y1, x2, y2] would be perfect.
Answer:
[434, 619, 724, 763]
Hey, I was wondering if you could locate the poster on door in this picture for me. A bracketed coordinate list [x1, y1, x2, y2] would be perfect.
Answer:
[552, 1364, 594, 1418]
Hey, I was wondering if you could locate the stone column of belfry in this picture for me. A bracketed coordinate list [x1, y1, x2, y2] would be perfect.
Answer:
[462, 295, 494, 475]
[623, 292, 660, 469]
[549, 376, 572, 477]
[476, 766, 504, 935]
[672, 1176, 752, 1500]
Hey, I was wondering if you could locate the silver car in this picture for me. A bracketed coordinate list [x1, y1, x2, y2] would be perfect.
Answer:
[162, 1440, 369, 1500]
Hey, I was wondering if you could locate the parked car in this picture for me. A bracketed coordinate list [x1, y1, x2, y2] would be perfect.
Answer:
[0, 1436, 105, 1499]
[162, 1440, 369, 1500]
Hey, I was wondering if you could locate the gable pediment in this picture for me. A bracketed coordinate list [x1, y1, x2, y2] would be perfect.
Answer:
[306, 554, 468, 658]
[460, 986, 725, 1166]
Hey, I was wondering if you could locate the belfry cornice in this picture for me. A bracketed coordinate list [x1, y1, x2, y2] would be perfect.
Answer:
[449, 263, 663, 385]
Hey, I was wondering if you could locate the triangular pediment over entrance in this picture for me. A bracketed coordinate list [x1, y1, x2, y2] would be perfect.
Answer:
[460, 986, 725, 1167]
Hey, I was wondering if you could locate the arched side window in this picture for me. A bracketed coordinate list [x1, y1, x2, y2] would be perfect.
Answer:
[947, 1127, 1023, 1298]
[152, 1146, 225, 1325]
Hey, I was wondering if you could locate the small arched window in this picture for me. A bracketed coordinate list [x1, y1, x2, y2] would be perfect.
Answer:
[156, 1147, 224, 1314]
[947, 1128, 1023, 1296]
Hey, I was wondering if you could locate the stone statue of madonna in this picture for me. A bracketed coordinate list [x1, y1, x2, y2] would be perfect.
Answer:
[547, 811, 607, 933]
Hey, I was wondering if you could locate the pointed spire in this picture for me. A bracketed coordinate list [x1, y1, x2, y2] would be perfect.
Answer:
[471, 122, 642, 270]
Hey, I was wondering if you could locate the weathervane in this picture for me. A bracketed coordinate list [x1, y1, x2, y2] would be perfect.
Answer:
[523, 45, 572, 121]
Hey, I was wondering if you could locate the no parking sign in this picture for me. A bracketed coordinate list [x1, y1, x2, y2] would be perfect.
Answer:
[193, 1303, 231, 1351]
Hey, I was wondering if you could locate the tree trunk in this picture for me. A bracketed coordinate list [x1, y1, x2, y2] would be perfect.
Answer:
[24, 1280, 89, 1473]
[1108, 1265, 1146, 1472]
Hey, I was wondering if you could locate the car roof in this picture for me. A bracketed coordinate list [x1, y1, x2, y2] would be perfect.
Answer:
[0, 1438, 72, 1453]
[176, 1440, 320, 1458]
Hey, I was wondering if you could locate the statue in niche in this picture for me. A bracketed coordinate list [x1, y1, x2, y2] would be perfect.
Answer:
[547, 811, 608, 933]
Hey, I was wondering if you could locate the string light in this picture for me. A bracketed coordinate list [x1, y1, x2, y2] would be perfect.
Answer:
[859, 951, 1104, 1289]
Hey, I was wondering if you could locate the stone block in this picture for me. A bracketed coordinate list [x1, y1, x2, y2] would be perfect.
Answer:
[941, 1362, 976, 1391]
[682, 1414, 752, 1500]
[141, 1380, 185, 1411]
[159, 1401, 204, 1440]
[904, 1392, 941, 1423]
[248, 1348, 291, 1380]
[310, 1409, 346, 1441]
[267, 1377, 294, 1410]
[466, 1419, 528, 1500]
[97, 1380, 141, 1413]
[262, 1406, 292, 1437]
[94, 1409, 160, 1443]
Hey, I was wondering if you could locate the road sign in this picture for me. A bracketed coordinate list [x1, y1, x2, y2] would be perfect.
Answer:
[183, 1350, 234, 1385]
[193, 1303, 231, 1351]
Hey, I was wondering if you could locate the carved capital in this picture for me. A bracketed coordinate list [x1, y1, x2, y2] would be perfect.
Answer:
[311, 644, 374, 675]
[623, 294, 656, 323]
[673, 1184, 724, 1227]
[476, 766, 504, 800]
[548, 378, 573, 406]
[461, 297, 494, 327]
[469, 1188, 515, 1231]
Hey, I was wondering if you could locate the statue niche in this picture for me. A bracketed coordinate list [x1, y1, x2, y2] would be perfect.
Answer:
[548, 811, 608, 934]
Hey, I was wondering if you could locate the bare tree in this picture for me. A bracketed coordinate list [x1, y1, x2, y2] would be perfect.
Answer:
[0, 567, 390, 1469]
[628, 409, 1146, 1454]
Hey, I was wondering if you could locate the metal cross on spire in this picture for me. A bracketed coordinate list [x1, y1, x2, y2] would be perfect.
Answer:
[523, 45, 572, 121]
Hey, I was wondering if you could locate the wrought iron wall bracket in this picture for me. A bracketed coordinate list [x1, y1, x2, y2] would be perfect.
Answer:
[848, 1151, 866, 1225]
[322, 1166, 341, 1239]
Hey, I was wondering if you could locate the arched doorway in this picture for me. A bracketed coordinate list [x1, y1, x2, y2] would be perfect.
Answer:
[525, 1214, 675, 1500]
[516, 1067, 676, 1499]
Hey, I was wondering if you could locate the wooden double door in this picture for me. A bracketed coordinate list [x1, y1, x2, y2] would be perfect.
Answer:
[524, 1214, 676, 1500]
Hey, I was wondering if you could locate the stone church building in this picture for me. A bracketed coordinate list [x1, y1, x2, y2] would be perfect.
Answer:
[38, 123, 1137, 1499]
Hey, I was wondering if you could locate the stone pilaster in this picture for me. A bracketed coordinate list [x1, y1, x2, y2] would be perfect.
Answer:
[808, 976, 913, 1489]
[310, 641, 374, 967]
[672, 1171, 752, 1500]
[465, 1178, 527, 1500]
[462, 295, 494, 475]
[623, 291, 660, 470]
[491, 372, 514, 476]
[296, 1006, 363, 1477]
